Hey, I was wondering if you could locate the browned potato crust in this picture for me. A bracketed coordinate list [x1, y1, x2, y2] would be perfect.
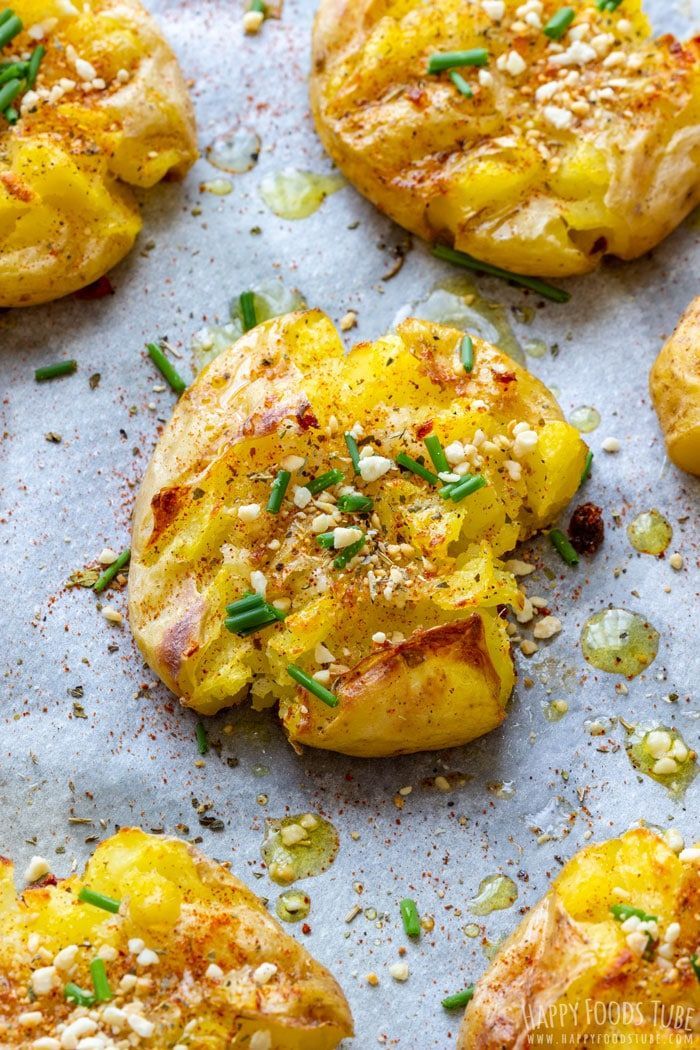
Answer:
[650, 297, 700, 476]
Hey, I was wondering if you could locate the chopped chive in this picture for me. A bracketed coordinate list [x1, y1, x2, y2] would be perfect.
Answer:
[0, 13, 22, 50]
[146, 342, 187, 395]
[432, 245, 570, 304]
[267, 469, 291, 513]
[610, 904, 657, 923]
[460, 334, 474, 373]
[399, 898, 421, 938]
[0, 76, 20, 114]
[580, 450, 593, 486]
[0, 10, 14, 27]
[424, 434, 449, 474]
[337, 492, 373, 513]
[34, 359, 77, 382]
[287, 663, 339, 707]
[195, 721, 208, 755]
[239, 291, 257, 332]
[396, 452, 439, 486]
[249, 0, 266, 10]
[90, 958, 112, 1002]
[543, 7, 575, 39]
[549, 528, 579, 566]
[26, 44, 44, 88]
[3, 103, 17, 123]
[691, 954, 700, 982]
[77, 887, 121, 914]
[64, 982, 95, 1007]
[316, 532, 336, 549]
[93, 548, 130, 593]
[441, 474, 486, 502]
[0, 61, 25, 85]
[596, 0, 623, 9]
[224, 605, 279, 634]
[306, 468, 344, 495]
[442, 986, 475, 1010]
[344, 432, 361, 474]
[333, 535, 366, 569]
[427, 49, 488, 74]
[226, 593, 265, 615]
[449, 70, 473, 97]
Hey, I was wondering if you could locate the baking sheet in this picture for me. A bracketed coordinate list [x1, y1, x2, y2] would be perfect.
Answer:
[1, 0, 699, 1046]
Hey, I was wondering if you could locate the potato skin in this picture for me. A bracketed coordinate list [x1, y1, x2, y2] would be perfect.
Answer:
[459, 828, 700, 1048]
[130, 311, 586, 755]
[311, 0, 700, 277]
[0, 828, 353, 1048]
[0, 0, 197, 307]
[650, 297, 700, 476]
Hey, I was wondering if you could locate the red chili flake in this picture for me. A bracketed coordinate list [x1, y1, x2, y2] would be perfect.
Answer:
[493, 370, 517, 385]
[75, 275, 115, 300]
[297, 407, 319, 431]
[416, 420, 434, 439]
[301, 923, 312, 935]
[568, 502, 604, 555]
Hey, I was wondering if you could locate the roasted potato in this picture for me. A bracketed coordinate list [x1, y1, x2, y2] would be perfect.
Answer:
[0, 827, 353, 1048]
[650, 297, 700, 477]
[310, 0, 700, 278]
[460, 827, 700, 1048]
[0, 0, 197, 307]
[129, 311, 587, 757]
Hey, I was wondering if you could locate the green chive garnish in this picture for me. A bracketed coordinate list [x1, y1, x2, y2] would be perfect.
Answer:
[333, 535, 366, 569]
[691, 954, 700, 982]
[399, 898, 421, 938]
[267, 469, 291, 513]
[3, 103, 17, 123]
[580, 450, 593, 486]
[287, 664, 339, 707]
[225, 605, 281, 634]
[596, 0, 623, 10]
[226, 593, 266, 615]
[90, 958, 112, 1002]
[0, 61, 25, 85]
[64, 982, 95, 1007]
[34, 359, 77, 382]
[441, 474, 487, 502]
[344, 432, 361, 474]
[449, 70, 473, 97]
[337, 492, 373, 513]
[93, 548, 130, 593]
[396, 452, 440, 486]
[249, 0, 266, 10]
[316, 532, 336, 549]
[306, 468, 344, 495]
[0, 10, 14, 26]
[240, 291, 257, 332]
[442, 986, 475, 1010]
[433, 245, 570, 304]
[0, 13, 22, 50]
[0, 77, 21, 113]
[195, 721, 208, 755]
[26, 44, 44, 88]
[146, 342, 187, 395]
[77, 887, 121, 914]
[428, 49, 488, 74]
[460, 334, 474, 373]
[424, 434, 449, 474]
[610, 904, 657, 923]
[543, 7, 575, 39]
[549, 528, 579, 566]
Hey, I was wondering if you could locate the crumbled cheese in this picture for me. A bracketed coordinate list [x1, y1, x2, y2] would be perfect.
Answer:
[32, 1040, 61, 1050]
[504, 50, 527, 76]
[119, 973, 138, 992]
[444, 441, 466, 465]
[282, 454, 305, 472]
[506, 558, 535, 576]
[237, 503, 261, 522]
[137, 947, 159, 966]
[549, 40, 597, 66]
[243, 9, 264, 33]
[205, 963, 224, 981]
[280, 823, 308, 846]
[669, 552, 684, 571]
[626, 930, 650, 955]
[98, 547, 118, 565]
[372, 631, 387, 644]
[478, 68, 494, 87]
[332, 526, 363, 549]
[664, 829, 685, 853]
[60, 1017, 97, 1048]
[512, 429, 538, 458]
[679, 848, 700, 863]
[543, 104, 574, 129]
[299, 813, 318, 830]
[53, 944, 79, 971]
[315, 642, 335, 664]
[24, 856, 50, 883]
[18, 1013, 43, 1028]
[128, 938, 145, 954]
[358, 454, 392, 482]
[313, 669, 331, 684]
[253, 962, 278, 985]
[310, 512, 337, 533]
[30, 966, 57, 996]
[74, 56, 96, 80]
[101, 606, 123, 624]
[481, 0, 505, 20]
[535, 80, 560, 102]
[102, 1005, 127, 1029]
[601, 437, 621, 453]
[250, 1034, 272, 1050]
[340, 311, 357, 331]
[127, 1014, 155, 1038]
[388, 962, 410, 981]
[505, 460, 522, 481]
[645, 730, 672, 759]
[293, 485, 312, 509]
[670, 738, 689, 762]
[533, 615, 562, 640]
[652, 757, 678, 776]
[250, 570, 267, 596]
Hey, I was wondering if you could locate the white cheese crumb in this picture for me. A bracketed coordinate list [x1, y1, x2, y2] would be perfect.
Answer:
[504, 50, 527, 76]
[97, 547, 118, 565]
[53, 944, 79, 971]
[32, 1040, 60, 1050]
[601, 437, 621, 453]
[127, 1014, 155, 1038]
[512, 429, 538, 458]
[205, 963, 224, 981]
[136, 948, 159, 967]
[243, 9, 264, 33]
[253, 962, 278, 985]
[280, 824, 308, 846]
[281, 454, 305, 472]
[543, 104, 574, 129]
[679, 848, 700, 863]
[18, 1012, 43, 1028]
[626, 931, 650, 955]
[74, 57, 96, 81]
[372, 631, 387, 644]
[332, 526, 363, 549]
[315, 643, 335, 664]
[505, 558, 535, 576]
[24, 856, 50, 883]
[250, 570, 267, 596]
[102, 1005, 127, 1028]
[128, 938, 145, 955]
[358, 455, 392, 482]
[388, 962, 410, 981]
[645, 730, 671, 759]
[30, 966, 57, 996]
[101, 606, 123, 624]
[535, 81, 560, 102]
[478, 68, 494, 87]
[669, 552, 683, 571]
[481, 0, 505, 20]
[664, 829, 684, 853]
[237, 503, 261, 522]
[293, 485, 312, 509]
[653, 757, 678, 776]
[250, 1034, 272, 1050]
[533, 615, 562, 640]
[310, 512, 337, 534]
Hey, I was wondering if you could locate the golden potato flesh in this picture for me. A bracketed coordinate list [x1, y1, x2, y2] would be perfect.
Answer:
[459, 828, 700, 1048]
[650, 297, 700, 477]
[0, 828, 353, 1048]
[0, 0, 197, 307]
[310, 0, 700, 278]
[129, 311, 587, 757]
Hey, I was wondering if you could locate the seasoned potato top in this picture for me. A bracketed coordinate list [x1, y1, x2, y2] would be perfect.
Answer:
[461, 828, 700, 1048]
[311, 0, 700, 277]
[129, 312, 587, 747]
[0, 0, 196, 306]
[0, 828, 353, 1048]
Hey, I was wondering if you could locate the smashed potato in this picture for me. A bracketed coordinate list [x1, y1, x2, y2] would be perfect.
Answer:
[129, 312, 587, 757]
[0, 0, 196, 307]
[460, 827, 700, 1048]
[311, 0, 700, 278]
[0, 828, 353, 1048]
[650, 297, 700, 477]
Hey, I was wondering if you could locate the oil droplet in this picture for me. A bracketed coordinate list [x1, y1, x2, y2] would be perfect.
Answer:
[543, 699, 569, 722]
[523, 339, 548, 359]
[627, 509, 673, 556]
[625, 724, 697, 799]
[394, 277, 524, 364]
[468, 874, 518, 916]
[252, 764, 269, 777]
[463, 923, 481, 938]
[569, 406, 601, 433]
[259, 168, 345, 219]
[207, 126, 261, 174]
[262, 813, 339, 885]
[200, 178, 232, 196]
[581, 609, 659, 677]
[191, 279, 306, 370]
[275, 889, 311, 923]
